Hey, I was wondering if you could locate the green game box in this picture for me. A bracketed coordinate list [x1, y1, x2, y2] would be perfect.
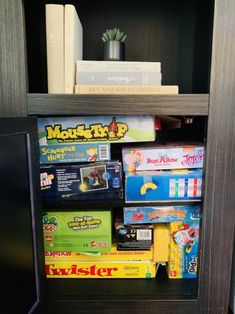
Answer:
[43, 211, 112, 253]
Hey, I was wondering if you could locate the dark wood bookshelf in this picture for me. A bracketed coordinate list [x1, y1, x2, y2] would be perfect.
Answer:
[39, 266, 198, 313]
[1, 0, 235, 313]
[27, 93, 209, 116]
[45, 275, 198, 301]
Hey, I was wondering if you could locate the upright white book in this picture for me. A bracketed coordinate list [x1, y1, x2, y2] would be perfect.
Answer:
[64, 4, 83, 94]
[45, 4, 64, 93]
[76, 60, 161, 73]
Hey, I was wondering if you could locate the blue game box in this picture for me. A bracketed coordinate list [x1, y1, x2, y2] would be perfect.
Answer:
[125, 169, 202, 202]
[40, 162, 123, 202]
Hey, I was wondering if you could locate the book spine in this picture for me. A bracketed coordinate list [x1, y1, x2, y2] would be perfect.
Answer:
[75, 85, 179, 95]
[45, 4, 64, 93]
[76, 71, 162, 86]
[64, 5, 83, 94]
[64, 5, 73, 93]
[76, 60, 161, 72]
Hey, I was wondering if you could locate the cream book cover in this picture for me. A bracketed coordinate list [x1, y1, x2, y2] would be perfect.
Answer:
[76, 60, 161, 72]
[45, 4, 64, 93]
[75, 84, 179, 95]
[64, 4, 83, 94]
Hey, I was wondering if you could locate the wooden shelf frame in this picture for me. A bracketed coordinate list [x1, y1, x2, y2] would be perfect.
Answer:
[1, 0, 235, 313]
[27, 93, 209, 116]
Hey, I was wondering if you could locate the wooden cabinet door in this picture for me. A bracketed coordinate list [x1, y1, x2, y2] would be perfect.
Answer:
[0, 117, 44, 314]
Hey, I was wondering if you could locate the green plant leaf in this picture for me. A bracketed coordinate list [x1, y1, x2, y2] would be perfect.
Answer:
[102, 33, 109, 42]
[117, 32, 123, 40]
[121, 34, 127, 42]
[102, 28, 126, 42]
[107, 30, 113, 40]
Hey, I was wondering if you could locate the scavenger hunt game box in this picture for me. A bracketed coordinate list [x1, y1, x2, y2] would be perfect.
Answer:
[39, 142, 111, 164]
[40, 162, 123, 201]
[43, 211, 112, 253]
[125, 169, 202, 202]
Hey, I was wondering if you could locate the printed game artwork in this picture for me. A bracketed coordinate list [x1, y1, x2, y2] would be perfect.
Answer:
[38, 116, 156, 145]
[80, 165, 108, 192]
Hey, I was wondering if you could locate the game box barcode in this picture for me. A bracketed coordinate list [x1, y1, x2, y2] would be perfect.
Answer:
[99, 144, 110, 160]
[137, 229, 152, 240]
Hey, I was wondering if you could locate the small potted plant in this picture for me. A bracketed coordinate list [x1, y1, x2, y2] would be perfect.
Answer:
[102, 28, 127, 61]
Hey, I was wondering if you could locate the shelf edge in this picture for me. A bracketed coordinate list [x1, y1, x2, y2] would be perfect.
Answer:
[27, 94, 209, 116]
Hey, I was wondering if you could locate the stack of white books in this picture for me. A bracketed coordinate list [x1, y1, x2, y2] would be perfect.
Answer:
[75, 60, 179, 95]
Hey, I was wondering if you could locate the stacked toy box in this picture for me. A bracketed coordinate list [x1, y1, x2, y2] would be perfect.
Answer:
[40, 162, 123, 201]
[123, 144, 204, 203]
[38, 116, 156, 164]
[39, 116, 158, 279]
[39, 116, 156, 202]
[122, 143, 204, 278]
[43, 211, 156, 279]
[123, 205, 201, 278]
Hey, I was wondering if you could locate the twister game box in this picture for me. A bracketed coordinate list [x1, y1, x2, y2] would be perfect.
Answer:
[40, 162, 123, 202]
[167, 207, 200, 278]
[123, 204, 201, 224]
[45, 260, 156, 278]
[125, 169, 202, 202]
[43, 211, 112, 253]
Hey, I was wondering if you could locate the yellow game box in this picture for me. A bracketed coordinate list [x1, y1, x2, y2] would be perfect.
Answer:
[45, 260, 156, 278]
[45, 244, 153, 262]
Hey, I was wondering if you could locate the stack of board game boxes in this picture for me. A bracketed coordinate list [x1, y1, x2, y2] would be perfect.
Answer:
[39, 116, 204, 279]
[122, 143, 203, 278]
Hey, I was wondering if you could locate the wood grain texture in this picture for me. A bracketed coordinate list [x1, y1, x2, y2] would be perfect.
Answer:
[27, 94, 209, 116]
[44, 266, 198, 300]
[38, 299, 199, 314]
[198, 0, 235, 313]
[0, 0, 28, 116]
[2, 0, 234, 313]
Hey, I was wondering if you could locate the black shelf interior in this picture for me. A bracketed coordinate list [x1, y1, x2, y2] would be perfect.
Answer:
[39, 115, 207, 301]
[45, 265, 198, 300]
[24, 0, 214, 94]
